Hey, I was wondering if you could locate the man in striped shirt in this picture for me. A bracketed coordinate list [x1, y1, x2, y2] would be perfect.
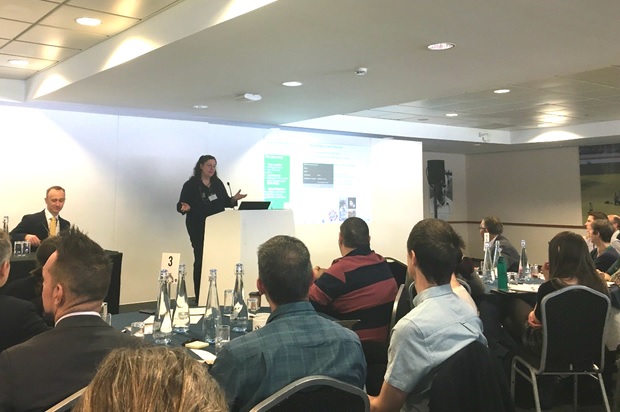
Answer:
[309, 217, 398, 342]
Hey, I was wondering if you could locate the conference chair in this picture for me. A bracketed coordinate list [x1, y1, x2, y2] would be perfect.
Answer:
[456, 277, 472, 294]
[45, 386, 86, 412]
[429, 340, 514, 411]
[389, 284, 412, 339]
[384, 257, 407, 286]
[510, 285, 611, 412]
[249, 375, 369, 412]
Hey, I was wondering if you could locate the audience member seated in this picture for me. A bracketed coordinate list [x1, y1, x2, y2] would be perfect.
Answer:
[480, 216, 520, 272]
[9, 186, 70, 248]
[608, 214, 620, 252]
[2, 236, 59, 322]
[0, 230, 49, 352]
[0, 227, 142, 411]
[369, 219, 486, 411]
[455, 256, 485, 300]
[589, 219, 619, 272]
[584, 211, 608, 253]
[504, 231, 609, 355]
[211, 235, 367, 412]
[74, 347, 227, 412]
[309, 217, 397, 343]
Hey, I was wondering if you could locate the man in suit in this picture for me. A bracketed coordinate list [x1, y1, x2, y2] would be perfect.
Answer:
[9, 186, 70, 248]
[0, 226, 141, 411]
[479, 216, 520, 272]
[0, 230, 49, 352]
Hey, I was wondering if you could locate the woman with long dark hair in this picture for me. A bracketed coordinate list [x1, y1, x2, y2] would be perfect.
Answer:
[177, 155, 246, 301]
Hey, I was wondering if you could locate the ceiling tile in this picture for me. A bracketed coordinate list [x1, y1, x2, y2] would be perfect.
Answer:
[18, 25, 107, 49]
[1, 40, 80, 61]
[0, 64, 36, 80]
[0, 53, 56, 70]
[66, 0, 180, 20]
[561, 67, 620, 89]
[0, 0, 58, 22]
[39, 5, 138, 36]
[0, 17, 30, 38]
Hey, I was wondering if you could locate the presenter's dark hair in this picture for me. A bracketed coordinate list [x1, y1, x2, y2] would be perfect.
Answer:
[340, 217, 370, 249]
[46, 186, 65, 196]
[407, 218, 460, 286]
[192, 155, 218, 179]
[548, 231, 608, 296]
[50, 226, 111, 301]
[258, 235, 313, 305]
[482, 216, 503, 235]
[591, 219, 614, 243]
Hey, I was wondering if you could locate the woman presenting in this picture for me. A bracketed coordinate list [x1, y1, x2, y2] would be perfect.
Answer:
[177, 155, 246, 301]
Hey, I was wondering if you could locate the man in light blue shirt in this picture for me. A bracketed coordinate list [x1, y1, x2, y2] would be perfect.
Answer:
[370, 218, 486, 412]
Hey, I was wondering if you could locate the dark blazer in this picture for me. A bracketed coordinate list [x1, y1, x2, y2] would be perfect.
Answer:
[9, 210, 70, 243]
[0, 315, 142, 411]
[0, 295, 49, 352]
[491, 234, 520, 273]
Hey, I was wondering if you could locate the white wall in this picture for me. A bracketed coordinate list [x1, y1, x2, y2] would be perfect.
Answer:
[1, 106, 423, 304]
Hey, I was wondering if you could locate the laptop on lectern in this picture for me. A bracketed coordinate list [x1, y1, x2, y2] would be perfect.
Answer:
[238, 201, 271, 210]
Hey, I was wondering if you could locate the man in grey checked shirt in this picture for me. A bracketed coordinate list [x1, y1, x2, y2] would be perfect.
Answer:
[211, 235, 367, 412]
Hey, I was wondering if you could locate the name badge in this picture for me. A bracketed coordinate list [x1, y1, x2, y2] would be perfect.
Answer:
[208, 194, 218, 201]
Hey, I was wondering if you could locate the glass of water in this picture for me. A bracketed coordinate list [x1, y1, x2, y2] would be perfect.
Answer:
[247, 297, 259, 317]
[215, 324, 230, 354]
[222, 289, 233, 317]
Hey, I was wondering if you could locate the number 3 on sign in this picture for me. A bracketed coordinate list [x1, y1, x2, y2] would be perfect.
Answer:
[161, 253, 181, 283]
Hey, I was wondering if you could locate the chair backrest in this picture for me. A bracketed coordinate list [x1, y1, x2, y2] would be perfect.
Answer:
[456, 277, 472, 294]
[389, 284, 413, 339]
[429, 340, 513, 412]
[46, 386, 86, 412]
[539, 285, 611, 374]
[385, 257, 407, 286]
[249, 375, 369, 412]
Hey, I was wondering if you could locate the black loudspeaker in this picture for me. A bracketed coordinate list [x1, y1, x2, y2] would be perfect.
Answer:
[427, 160, 445, 186]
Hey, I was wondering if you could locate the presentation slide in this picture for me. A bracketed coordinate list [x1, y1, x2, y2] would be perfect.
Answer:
[263, 132, 371, 224]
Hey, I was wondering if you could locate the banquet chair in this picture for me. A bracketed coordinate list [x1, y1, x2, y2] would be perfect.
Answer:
[510, 285, 611, 412]
[389, 284, 412, 339]
[249, 375, 369, 412]
[45, 386, 86, 412]
[429, 340, 514, 411]
[385, 257, 407, 287]
[456, 277, 472, 294]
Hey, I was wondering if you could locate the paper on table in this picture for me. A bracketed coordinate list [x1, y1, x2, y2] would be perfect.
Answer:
[142, 315, 155, 334]
[508, 284, 540, 293]
[190, 307, 205, 324]
[191, 349, 217, 364]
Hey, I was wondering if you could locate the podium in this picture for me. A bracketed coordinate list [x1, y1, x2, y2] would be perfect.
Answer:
[198, 209, 295, 306]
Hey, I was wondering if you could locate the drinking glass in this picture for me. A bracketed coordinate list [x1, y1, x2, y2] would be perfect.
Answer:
[530, 264, 539, 279]
[222, 289, 233, 316]
[130, 321, 145, 338]
[215, 324, 230, 354]
[247, 297, 259, 317]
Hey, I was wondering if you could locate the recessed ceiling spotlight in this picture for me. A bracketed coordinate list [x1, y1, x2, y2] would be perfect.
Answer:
[427, 42, 455, 51]
[282, 81, 302, 87]
[445, 113, 458, 117]
[76, 17, 101, 26]
[355, 67, 368, 75]
[494, 89, 510, 94]
[237, 93, 262, 102]
[8, 59, 29, 67]
[192, 105, 208, 109]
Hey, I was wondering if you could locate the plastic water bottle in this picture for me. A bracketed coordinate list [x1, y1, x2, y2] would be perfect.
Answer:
[482, 241, 495, 284]
[203, 269, 222, 343]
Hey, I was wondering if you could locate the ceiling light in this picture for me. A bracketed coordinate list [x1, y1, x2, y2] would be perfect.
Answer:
[542, 114, 567, 124]
[8, 59, 29, 67]
[76, 17, 101, 26]
[237, 93, 262, 102]
[494, 89, 510, 94]
[282, 81, 302, 87]
[355, 67, 368, 75]
[192, 105, 208, 109]
[427, 42, 455, 51]
[446, 113, 458, 117]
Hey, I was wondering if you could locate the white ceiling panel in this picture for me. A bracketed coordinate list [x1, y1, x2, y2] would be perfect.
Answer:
[1, 40, 79, 61]
[18, 24, 106, 49]
[0, 0, 58, 22]
[66, 0, 180, 19]
[39, 5, 138, 36]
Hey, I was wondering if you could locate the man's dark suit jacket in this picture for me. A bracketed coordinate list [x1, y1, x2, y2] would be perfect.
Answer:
[9, 210, 70, 242]
[0, 295, 49, 352]
[0, 315, 142, 411]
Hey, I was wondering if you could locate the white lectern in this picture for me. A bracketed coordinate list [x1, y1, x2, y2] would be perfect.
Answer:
[198, 209, 295, 306]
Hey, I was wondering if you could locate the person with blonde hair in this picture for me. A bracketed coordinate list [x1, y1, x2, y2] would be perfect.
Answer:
[74, 346, 227, 412]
